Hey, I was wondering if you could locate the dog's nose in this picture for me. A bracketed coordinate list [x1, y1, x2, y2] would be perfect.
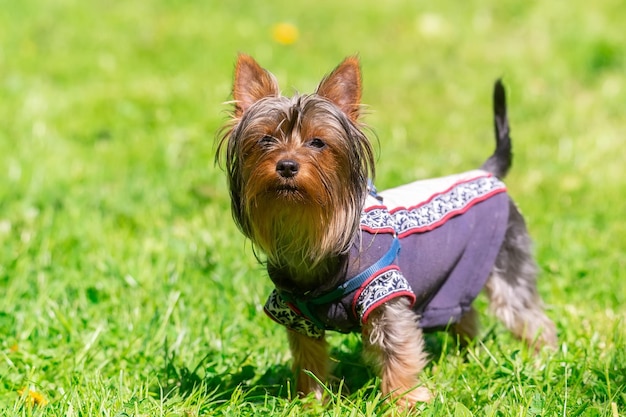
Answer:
[276, 159, 299, 178]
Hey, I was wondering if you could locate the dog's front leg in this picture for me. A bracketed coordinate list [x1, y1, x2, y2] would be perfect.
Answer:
[362, 297, 432, 407]
[287, 330, 328, 400]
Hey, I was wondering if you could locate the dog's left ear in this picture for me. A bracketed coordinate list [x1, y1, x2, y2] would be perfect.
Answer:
[316, 56, 362, 122]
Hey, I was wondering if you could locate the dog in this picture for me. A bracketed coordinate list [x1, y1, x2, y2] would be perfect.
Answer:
[216, 54, 557, 407]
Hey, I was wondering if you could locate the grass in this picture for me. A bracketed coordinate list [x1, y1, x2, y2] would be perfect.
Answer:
[0, 0, 624, 415]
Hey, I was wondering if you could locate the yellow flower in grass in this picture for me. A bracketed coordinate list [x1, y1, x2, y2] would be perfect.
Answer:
[18, 388, 48, 406]
[272, 22, 299, 45]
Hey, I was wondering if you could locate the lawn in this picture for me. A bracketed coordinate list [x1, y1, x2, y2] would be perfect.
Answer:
[0, 0, 624, 415]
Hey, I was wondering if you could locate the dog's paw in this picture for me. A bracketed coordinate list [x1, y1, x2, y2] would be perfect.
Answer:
[391, 385, 433, 410]
[406, 386, 433, 404]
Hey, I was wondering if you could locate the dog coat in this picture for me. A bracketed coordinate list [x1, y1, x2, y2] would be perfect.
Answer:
[264, 170, 510, 339]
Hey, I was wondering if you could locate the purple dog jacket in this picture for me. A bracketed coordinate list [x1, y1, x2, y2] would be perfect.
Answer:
[264, 170, 510, 339]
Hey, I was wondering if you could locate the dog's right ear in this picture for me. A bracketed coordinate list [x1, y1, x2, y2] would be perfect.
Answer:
[233, 54, 280, 118]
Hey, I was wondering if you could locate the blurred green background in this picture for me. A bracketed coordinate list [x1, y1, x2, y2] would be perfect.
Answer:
[0, 0, 624, 415]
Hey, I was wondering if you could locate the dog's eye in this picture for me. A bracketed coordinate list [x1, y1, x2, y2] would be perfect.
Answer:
[306, 138, 326, 149]
[259, 135, 277, 146]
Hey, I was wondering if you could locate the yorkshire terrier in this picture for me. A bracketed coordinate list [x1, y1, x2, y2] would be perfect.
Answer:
[216, 55, 557, 407]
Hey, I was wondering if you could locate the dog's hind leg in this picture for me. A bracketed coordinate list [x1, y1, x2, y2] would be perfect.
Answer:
[485, 201, 557, 351]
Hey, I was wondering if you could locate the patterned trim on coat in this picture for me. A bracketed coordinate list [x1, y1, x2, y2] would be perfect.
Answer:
[353, 266, 416, 323]
[361, 174, 506, 237]
[264, 290, 325, 339]
[360, 204, 396, 234]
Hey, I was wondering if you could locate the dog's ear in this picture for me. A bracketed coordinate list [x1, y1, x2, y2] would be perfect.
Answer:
[316, 56, 362, 122]
[233, 54, 280, 117]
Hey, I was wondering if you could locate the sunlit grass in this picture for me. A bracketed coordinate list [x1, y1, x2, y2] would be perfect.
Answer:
[0, 0, 624, 415]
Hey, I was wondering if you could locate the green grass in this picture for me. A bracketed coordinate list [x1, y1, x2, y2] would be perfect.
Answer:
[1, 0, 624, 415]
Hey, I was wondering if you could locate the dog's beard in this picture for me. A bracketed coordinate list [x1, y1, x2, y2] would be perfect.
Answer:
[243, 163, 362, 281]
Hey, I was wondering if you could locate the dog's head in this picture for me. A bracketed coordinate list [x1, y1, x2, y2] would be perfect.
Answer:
[217, 55, 375, 271]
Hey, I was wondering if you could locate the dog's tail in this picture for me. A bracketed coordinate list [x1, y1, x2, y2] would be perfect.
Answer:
[481, 79, 512, 179]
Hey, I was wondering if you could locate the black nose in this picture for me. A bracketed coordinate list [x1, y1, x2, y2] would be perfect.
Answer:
[276, 159, 299, 178]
